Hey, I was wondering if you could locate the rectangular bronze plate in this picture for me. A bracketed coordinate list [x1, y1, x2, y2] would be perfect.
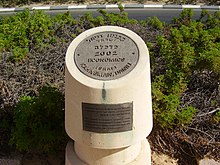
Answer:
[82, 102, 133, 133]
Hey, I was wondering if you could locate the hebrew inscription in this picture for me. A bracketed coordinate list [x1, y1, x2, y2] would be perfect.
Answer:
[74, 32, 139, 80]
[82, 102, 133, 133]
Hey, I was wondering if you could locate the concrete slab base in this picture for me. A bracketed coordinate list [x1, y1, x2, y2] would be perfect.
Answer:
[66, 139, 151, 165]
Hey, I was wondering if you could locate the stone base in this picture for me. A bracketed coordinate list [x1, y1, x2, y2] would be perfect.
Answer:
[65, 139, 151, 165]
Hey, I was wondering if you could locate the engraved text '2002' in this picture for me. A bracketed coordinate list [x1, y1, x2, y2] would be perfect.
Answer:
[74, 32, 139, 80]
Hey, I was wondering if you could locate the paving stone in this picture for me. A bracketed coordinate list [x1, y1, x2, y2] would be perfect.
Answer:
[199, 158, 220, 165]
[0, 159, 20, 165]
[151, 151, 178, 165]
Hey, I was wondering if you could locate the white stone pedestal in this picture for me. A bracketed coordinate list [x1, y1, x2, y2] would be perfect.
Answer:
[66, 139, 151, 165]
[65, 26, 153, 165]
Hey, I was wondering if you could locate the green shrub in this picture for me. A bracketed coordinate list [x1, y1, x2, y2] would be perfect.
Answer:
[28, 10, 53, 45]
[0, 9, 53, 62]
[159, 10, 220, 78]
[96, 8, 138, 26]
[10, 86, 67, 153]
[152, 74, 194, 128]
[52, 12, 77, 30]
[9, 47, 28, 62]
[151, 9, 220, 128]
[0, 10, 30, 52]
[177, 106, 197, 126]
[171, 9, 194, 27]
[145, 16, 164, 30]
[153, 94, 180, 128]
[152, 9, 220, 127]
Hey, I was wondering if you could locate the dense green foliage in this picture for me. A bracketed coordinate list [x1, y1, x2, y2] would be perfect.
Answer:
[0, 10, 53, 61]
[141, 16, 165, 30]
[10, 86, 67, 153]
[152, 9, 220, 127]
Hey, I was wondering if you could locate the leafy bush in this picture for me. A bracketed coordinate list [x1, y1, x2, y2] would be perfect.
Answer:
[144, 16, 165, 30]
[0, 9, 53, 62]
[10, 86, 67, 153]
[152, 9, 220, 128]
[78, 9, 138, 29]
[0, 10, 30, 52]
[52, 11, 77, 31]
[176, 106, 197, 126]
[9, 47, 28, 62]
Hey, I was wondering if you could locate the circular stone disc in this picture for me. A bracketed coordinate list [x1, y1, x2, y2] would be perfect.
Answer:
[74, 31, 139, 81]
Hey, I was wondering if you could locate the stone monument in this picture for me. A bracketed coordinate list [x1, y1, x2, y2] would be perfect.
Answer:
[65, 26, 152, 165]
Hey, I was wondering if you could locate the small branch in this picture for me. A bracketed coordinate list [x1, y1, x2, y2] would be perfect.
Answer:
[187, 127, 213, 140]
[197, 108, 220, 117]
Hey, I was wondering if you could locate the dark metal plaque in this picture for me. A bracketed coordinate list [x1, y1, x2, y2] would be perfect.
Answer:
[74, 32, 139, 80]
[82, 102, 133, 133]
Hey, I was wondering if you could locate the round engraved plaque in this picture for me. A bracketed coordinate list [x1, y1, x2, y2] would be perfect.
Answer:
[74, 31, 139, 80]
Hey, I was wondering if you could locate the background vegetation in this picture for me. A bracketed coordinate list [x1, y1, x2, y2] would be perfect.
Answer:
[0, 7, 219, 165]
[0, 0, 220, 7]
